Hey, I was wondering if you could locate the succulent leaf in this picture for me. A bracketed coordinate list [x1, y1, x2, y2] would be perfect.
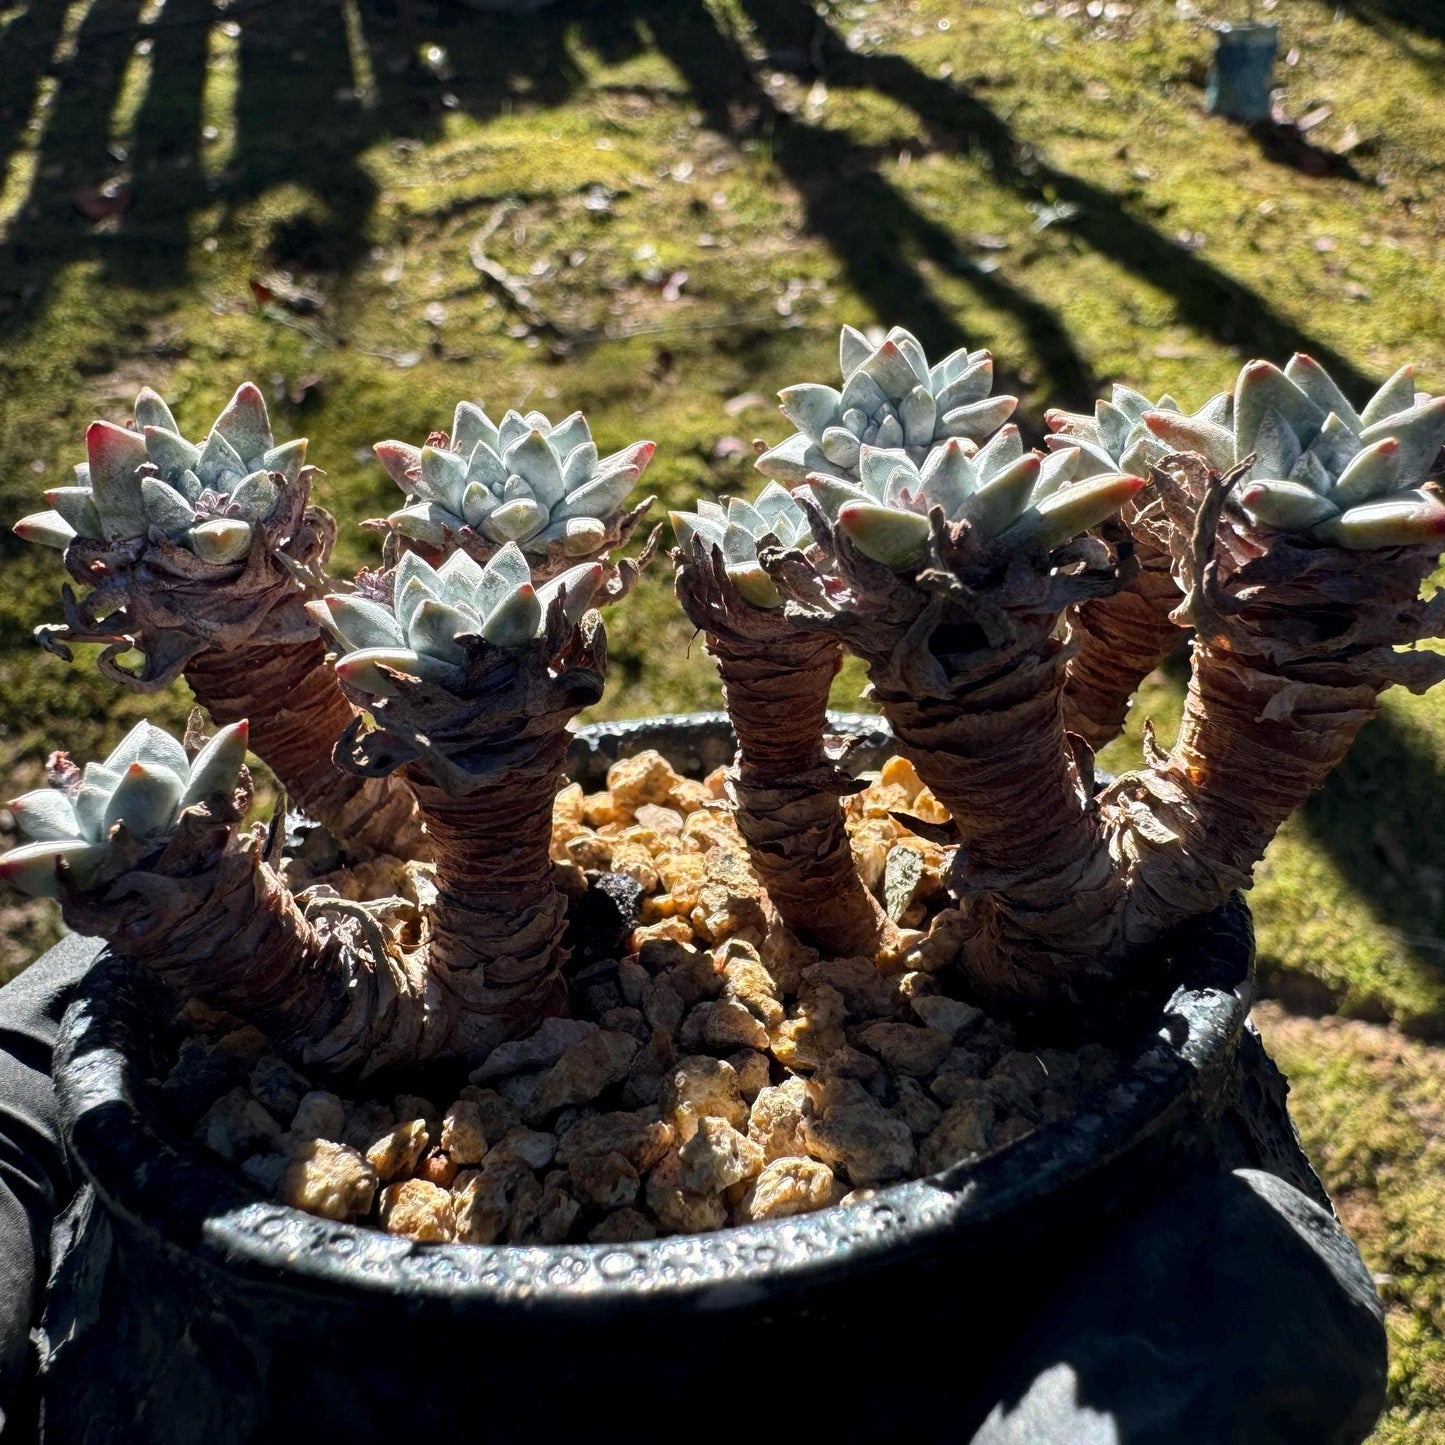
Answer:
[779, 384, 843, 439]
[1239, 480, 1339, 532]
[140, 476, 198, 536]
[725, 563, 782, 609]
[836, 502, 930, 570]
[143, 427, 202, 480]
[13, 511, 76, 549]
[7, 789, 79, 843]
[1358, 397, 1445, 480]
[86, 421, 149, 539]
[261, 439, 308, 483]
[1359, 365, 1417, 429]
[227, 470, 282, 524]
[1005, 473, 1145, 551]
[536, 561, 606, 626]
[43, 487, 104, 539]
[334, 648, 464, 698]
[105, 720, 190, 785]
[1142, 411, 1235, 471]
[187, 518, 254, 565]
[409, 599, 477, 665]
[0, 841, 101, 899]
[1331, 438, 1401, 506]
[325, 595, 408, 652]
[213, 383, 274, 466]
[102, 761, 184, 840]
[452, 402, 499, 457]
[375, 440, 422, 487]
[479, 583, 542, 646]
[133, 387, 179, 434]
[196, 428, 247, 491]
[1284, 355, 1364, 431]
[392, 501, 459, 547]
[965, 454, 1041, 536]
[1327, 492, 1445, 549]
[178, 721, 250, 810]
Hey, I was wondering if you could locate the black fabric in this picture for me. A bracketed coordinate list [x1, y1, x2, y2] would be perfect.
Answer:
[0, 937, 101, 1439]
[968, 1167, 1388, 1444]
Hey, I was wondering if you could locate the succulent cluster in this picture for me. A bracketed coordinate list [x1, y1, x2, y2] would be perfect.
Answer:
[802, 430, 1142, 571]
[15, 385, 304, 566]
[0, 720, 249, 898]
[1045, 385, 1230, 480]
[309, 542, 605, 698]
[1047, 358, 1445, 547]
[755, 326, 1017, 484]
[375, 403, 654, 569]
[668, 482, 809, 609]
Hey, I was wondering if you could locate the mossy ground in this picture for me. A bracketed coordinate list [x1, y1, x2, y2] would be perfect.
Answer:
[0, 0, 1442, 1431]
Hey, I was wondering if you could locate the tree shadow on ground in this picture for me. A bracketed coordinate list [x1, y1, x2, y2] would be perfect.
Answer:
[1328, 0, 1445, 46]
[0, 0, 647, 324]
[736, 0, 1380, 399]
[638, 0, 1095, 410]
[0, 0, 1388, 410]
[1295, 709, 1445, 995]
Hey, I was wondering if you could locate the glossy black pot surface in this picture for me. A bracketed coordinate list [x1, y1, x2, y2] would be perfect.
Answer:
[41, 714, 1319, 1443]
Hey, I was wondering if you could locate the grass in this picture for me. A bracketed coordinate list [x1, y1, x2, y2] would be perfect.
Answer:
[1, 0, 1443, 1433]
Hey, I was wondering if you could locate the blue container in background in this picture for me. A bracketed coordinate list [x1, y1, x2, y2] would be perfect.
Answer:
[1206, 22, 1280, 122]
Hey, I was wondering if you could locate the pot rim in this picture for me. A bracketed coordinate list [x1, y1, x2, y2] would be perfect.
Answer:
[55, 711, 1254, 1315]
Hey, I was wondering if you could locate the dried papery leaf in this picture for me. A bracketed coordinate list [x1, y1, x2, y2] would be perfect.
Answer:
[1062, 496, 1187, 750]
[673, 537, 891, 957]
[35, 466, 422, 858]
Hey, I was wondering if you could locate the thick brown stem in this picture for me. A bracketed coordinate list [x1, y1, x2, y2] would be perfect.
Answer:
[712, 632, 891, 957]
[60, 824, 434, 1079]
[1115, 640, 1379, 940]
[187, 639, 424, 858]
[874, 641, 1121, 1004]
[403, 735, 570, 1053]
[1063, 539, 1183, 751]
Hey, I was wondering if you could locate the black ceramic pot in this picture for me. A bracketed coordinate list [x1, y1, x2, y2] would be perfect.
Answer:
[41, 714, 1323, 1444]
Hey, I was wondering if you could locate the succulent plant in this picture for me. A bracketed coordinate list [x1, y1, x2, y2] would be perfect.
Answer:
[1138, 356, 1445, 548]
[373, 403, 655, 575]
[15, 384, 305, 566]
[755, 325, 1018, 484]
[792, 429, 1142, 572]
[310, 542, 605, 698]
[1045, 385, 1233, 480]
[0, 720, 249, 898]
[668, 482, 809, 609]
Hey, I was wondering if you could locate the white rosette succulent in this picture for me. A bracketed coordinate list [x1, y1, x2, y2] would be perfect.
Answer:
[309, 542, 606, 699]
[1045, 385, 1232, 481]
[15, 384, 305, 566]
[794, 428, 1142, 572]
[668, 482, 810, 609]
[1137, 356, 1445, 549]
[374, 403, 654, 576]
[0, 720, 249, 898]
[755, 325, 1018, 485]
